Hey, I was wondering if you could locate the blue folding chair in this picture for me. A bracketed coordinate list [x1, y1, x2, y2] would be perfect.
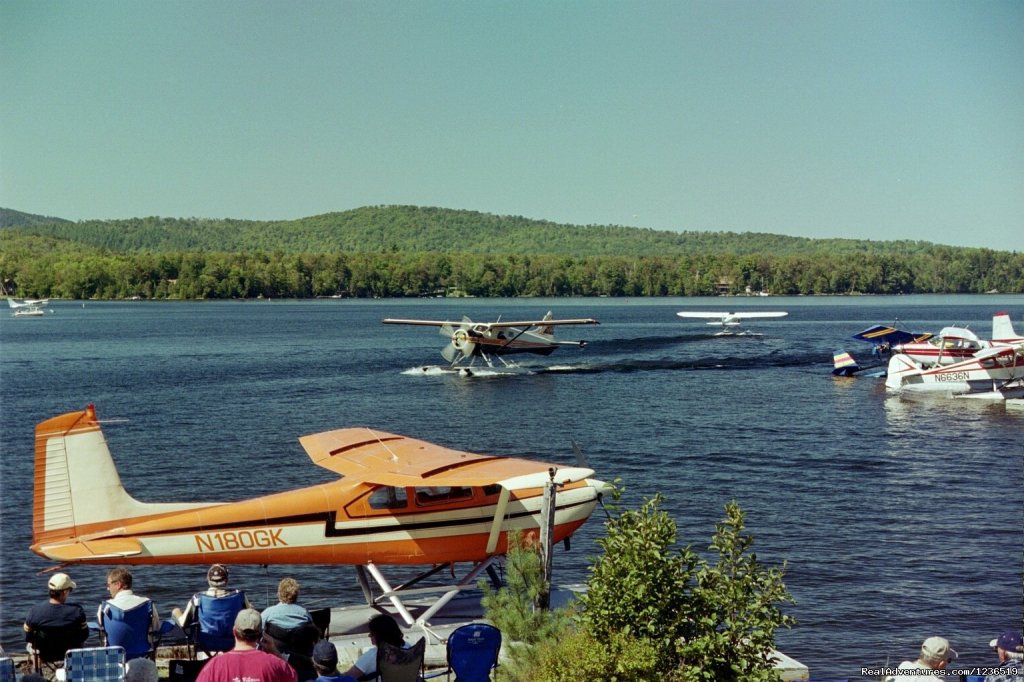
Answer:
[64, 645, 126, 682]
[99, 600, 165, 660]
[446, 623, 501, 681]
[0, 657, 15, 682]
[188, 591, 247, 658]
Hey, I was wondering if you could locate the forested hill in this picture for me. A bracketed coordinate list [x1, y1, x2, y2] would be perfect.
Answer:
[0, 208, 72, 228]
[0, 205, 953, 258]
[3, 205, 1022, 298]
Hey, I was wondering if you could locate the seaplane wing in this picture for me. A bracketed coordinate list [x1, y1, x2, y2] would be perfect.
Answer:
[31, 405, 605, 569]
[383, 312, 599, 368]
[676, 311, 787, 335]
[300, 427, 593, 488]
[852, 324, 933, 347]
[383, 318, 599, 329]
[8, 297, 50, 309]
[676, 311, 788, 321]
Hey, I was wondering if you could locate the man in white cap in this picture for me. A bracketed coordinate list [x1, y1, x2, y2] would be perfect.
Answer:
[986, 631, 1023, 682]
[23, 573, 90, 661]
[196, 609, 296, 682]
[885, 636, 958, 681]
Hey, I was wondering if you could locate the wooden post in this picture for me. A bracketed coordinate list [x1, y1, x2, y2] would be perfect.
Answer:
[538, 467, 556, 610]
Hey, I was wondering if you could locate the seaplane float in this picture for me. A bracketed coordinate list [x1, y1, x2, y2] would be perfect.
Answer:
[675, 311, 788, 336]
[31, 405, 608, 625]
[383, 311, 599, 373]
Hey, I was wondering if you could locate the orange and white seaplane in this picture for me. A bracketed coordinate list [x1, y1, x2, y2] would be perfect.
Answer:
[31, 405, 607, 625]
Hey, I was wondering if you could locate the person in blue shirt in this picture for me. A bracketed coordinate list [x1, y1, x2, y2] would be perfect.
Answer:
[261, 578, 312, 632]
[311, 640, 357, 682]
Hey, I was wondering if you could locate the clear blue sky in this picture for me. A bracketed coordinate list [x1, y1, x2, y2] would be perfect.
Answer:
[2, 1, 1022, 250]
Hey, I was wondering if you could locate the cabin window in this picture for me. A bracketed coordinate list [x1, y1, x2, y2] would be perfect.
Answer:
[414, 486, 473, 506]
[482, 484, 501, 497]
[368, 486, 408, 510]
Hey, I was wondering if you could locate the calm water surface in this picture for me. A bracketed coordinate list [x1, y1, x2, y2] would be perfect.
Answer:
[1, 296, 1021, 680]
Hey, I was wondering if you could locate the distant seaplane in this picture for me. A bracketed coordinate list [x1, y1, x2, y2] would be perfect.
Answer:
[383, 312, 599, 370]
[675, 311, 788, 336]
[7, 297, 50, 317]
[31, 405, 608, 624]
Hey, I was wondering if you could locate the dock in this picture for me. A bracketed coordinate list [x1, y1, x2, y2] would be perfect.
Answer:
[8, 588, 809, 680]
[308, 587, 809, 680]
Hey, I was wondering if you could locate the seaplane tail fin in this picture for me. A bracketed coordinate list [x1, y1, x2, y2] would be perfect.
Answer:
[992, 312, 1023, 343]
[32, 405, 203, 550]
[538, 310, 555, 336]
[831, 350, 860, 376]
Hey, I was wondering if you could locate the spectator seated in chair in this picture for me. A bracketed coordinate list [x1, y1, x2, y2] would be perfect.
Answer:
[172, 564, 252, 630]
[172, 564, 252, 658]
[23, 572, 90, 674]
[262, 578, 320, 680]
[97, 568, 163, 661]
[342, 614, 411, 681]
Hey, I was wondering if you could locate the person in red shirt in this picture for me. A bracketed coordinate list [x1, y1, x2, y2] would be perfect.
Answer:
[196, 608, 296, 682]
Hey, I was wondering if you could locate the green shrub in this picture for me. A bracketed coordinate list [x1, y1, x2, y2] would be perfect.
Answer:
[530, 627, 661, 681]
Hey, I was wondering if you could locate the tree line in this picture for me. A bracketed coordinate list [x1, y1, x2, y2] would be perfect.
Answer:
[2, 240, 1022, 299]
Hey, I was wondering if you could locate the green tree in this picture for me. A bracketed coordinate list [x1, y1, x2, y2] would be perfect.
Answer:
[676, 501, 796, 681]
[580, 494, 700, 669]
[480, 532, 573, 681]
[501, 496, 795, 681]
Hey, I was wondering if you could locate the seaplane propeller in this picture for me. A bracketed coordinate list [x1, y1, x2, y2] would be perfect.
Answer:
[440, 320, 478, 365]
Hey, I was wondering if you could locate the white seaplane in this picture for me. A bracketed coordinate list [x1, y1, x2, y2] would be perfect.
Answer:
[8, 297, 50, 317]
[676, 311, 788, 336]
[383, 312, 599, 371]
[31, 405, 607, 625]
[884, 342, 1024, 399]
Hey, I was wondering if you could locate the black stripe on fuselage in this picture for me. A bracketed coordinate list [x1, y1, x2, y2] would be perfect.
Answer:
[107, 498, 593, 540]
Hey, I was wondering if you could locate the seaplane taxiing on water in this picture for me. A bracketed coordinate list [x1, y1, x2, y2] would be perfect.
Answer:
[7, 297, 50, 317]
[675, 311, 788, 336]
[31, 405, 607, 625]
[383, 311, 599, 370]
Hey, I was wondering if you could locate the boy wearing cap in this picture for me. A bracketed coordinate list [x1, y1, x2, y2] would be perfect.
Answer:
[196, 609, 296, 682]
[23, 573, 90, 654]
[311, 640, 357, 682]
[172, 564, 252, 628]
[986, 631, 1023, 682]
[884, 636, 957, 681]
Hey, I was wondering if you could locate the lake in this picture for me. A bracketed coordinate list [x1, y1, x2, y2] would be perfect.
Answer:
[1, 295, 1021, 680]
